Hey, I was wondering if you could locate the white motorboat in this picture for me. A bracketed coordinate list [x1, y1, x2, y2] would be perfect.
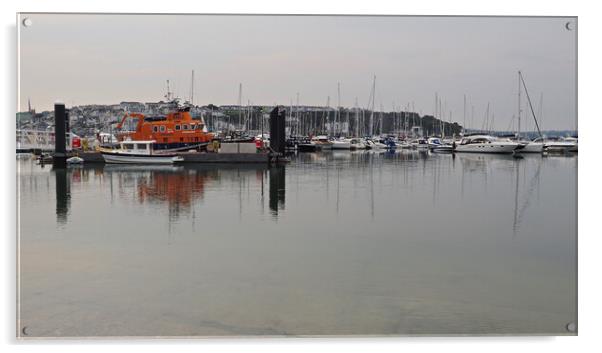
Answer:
[372, 141, 388, 149]
[454, 135, 524, 154]
[517, 138, 545, 153]
[545, 136, 577, 153]
[426, 138, 454, 153]
[349, 138, 367, 150]
[310, 135, 334, 150]
[100, 140, 178, 164]
[331, 138, 352, 150]
[427, 137, 445, 149]
[396, 140, 412, 149]
[410, 138, 430, 150]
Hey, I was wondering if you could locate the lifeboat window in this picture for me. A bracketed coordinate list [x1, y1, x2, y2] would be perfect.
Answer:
[137, 144, 148, 150]
[160, 125, 166, 132]
[183, 124, 189, 130]
[175, 125, 181, 131]
[123, 143, 134, 150]
[153, 126, 158, 133]
[190, 124, 195, 129]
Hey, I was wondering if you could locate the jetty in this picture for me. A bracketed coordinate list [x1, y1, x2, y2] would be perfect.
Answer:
[44, 104, 288, 165]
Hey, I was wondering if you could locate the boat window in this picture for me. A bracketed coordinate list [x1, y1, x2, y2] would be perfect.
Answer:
[123, 143, 134, 150]
[137, 144, 148, 150]
[153, 126, 158, 133]
[160, 125, 166, 132]
[175, 125, 181, 131]
[183, 124, 189, 130]
[189, 124, 195, 130]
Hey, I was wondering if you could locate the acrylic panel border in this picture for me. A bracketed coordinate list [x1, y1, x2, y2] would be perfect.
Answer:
[2, 1, 596, 350]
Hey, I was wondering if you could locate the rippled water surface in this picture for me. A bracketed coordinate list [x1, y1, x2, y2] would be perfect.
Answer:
[17, 151, 577, 337]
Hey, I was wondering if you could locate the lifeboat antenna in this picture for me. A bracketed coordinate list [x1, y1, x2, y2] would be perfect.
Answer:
[165, 79, 173, 101]
[190, 70, 195, 106]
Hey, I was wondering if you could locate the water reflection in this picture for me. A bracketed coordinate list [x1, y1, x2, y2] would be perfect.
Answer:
[268, 166, 286, 216]
[51, 163, 284, 224]
[513, 156, 543, 236]
[53, 167, 70, 224]
[20, 151, 577, 336]
[49, 151, 569, 233]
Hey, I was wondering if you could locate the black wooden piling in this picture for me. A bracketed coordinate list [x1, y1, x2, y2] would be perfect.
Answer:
[53, 103, 68, 167]
[269, 107, 286, 154]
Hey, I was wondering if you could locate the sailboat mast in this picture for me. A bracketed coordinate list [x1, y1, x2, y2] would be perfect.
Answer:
[368, 75, 376, 137]
[354, 97, 360, 137]
[463, 94, 466, 134]
[517, 70, 521, 139]
[337, 82, 341, 136]
[289, 99, 293, 137]
[238, 83, 243, 130]
[519, 71, 543, 138]
[296, 92, 300, 136]
[326, 95, 331, 136]
[539, 92, 544, 132]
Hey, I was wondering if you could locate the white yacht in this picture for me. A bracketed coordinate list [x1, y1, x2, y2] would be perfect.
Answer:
[100, 140, 178, 164]
[518, 138, 545, 153]
[427, 137, 453, 152]
[454, 135, 524, 154]
[331, 138, 352, 150]
[349, 138, 367, 150]
[366, 139, 387, 149]
[396, 140, 412, 149]
[545, 136, 578, 153]
[410, 138, 430, 150]
[427, 137, 445, 148]
[310, 135, 334, 150]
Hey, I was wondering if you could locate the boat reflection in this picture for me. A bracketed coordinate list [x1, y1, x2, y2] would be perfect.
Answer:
[53, 163, 288, 224]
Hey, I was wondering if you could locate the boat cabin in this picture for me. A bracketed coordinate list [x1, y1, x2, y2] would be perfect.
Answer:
[116, 140, 156, 155]
[459, 135, 496, 145]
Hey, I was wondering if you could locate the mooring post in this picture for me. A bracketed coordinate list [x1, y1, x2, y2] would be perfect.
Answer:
[269, 106, 286, 156]
[53, 103, 68, 168]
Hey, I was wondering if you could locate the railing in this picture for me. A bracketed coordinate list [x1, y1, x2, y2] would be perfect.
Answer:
[16, 129, 73, 151]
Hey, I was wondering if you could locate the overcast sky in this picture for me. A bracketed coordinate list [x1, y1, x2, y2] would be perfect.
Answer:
[19, 14, 576, 130]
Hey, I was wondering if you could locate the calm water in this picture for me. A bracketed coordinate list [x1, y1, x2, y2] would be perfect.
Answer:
[17, 151, 577, 337]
